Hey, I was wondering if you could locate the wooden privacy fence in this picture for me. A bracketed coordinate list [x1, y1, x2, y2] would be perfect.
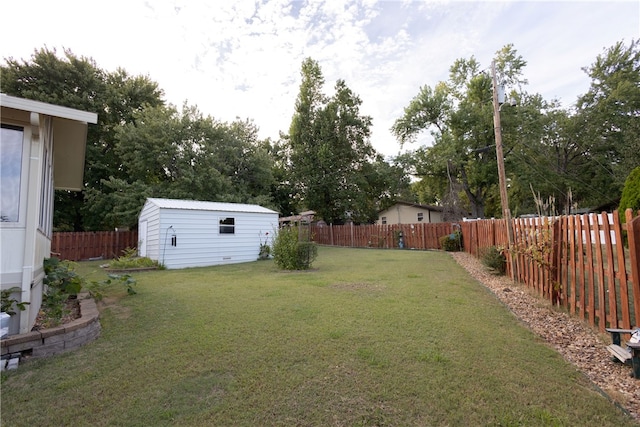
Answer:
[460, 209, 640, 332]
[310, 222, 457, 250]
[51, 230, 138, 261]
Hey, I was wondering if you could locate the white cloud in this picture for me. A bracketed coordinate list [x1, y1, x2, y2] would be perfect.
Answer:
[1, 0, 638, 157]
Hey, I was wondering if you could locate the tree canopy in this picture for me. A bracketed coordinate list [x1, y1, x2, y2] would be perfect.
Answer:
[286, 58, 404, 224]
[392, 40, 640, 218]
[1, 48, 276, 229]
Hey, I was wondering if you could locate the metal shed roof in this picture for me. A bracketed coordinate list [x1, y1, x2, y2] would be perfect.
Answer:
[145, 198, 278, 214]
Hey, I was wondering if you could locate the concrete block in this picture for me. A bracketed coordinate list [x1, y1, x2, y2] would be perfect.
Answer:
[7, 357, 19, 370]
[32, 342, 65, 358]
[40, 325, 66, 339]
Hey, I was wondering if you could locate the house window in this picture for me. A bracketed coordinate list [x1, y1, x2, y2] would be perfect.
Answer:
[417, 212, 424, 222]
[219, 217, 235, 234]
[0, 125, 24, 222]
[381, 216, 387, 225]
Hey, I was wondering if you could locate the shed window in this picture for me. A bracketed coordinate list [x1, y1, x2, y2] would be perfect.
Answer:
[219, 217, 235, 234]
[1, 125, 24, 222]
[417, 212, 424, 222]
[381, 216, 387, 225]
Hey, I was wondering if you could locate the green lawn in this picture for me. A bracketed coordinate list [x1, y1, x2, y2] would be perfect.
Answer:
[1, 247, 636, 426]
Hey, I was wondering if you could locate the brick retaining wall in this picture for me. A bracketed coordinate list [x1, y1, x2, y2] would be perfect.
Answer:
[1, 294, 100, 359]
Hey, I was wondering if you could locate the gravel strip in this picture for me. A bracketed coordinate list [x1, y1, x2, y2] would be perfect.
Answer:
[451, 251, 640, 422]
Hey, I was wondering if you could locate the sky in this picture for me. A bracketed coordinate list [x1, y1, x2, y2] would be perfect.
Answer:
[1, 0, 638, 158]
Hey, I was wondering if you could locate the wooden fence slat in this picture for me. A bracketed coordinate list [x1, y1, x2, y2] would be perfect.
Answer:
[602, 212, 618, 328]
[568, 215, 577, 315]
[626, 209, 640, 327]
[593, 213, 607, 332]
[576, 214, 586, 322]
[613, 212, 631, 329]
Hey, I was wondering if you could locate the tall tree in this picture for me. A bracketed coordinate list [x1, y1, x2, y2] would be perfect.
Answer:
[576, 39, 640, 204]
[288, 59, 380, 224]
[393, 45, 529, 218]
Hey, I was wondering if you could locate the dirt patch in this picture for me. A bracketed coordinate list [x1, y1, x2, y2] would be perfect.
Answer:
[99, 296, 132, 320]
[451, 251, 639, 422]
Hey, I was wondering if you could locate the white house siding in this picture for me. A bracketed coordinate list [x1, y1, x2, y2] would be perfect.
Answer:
[138, 199, 278, 269]
[1, 95, 96, 334]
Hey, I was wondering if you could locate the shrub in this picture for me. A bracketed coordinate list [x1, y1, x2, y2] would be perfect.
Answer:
[439, 231, 462, 252]
[108, 247, 161, 269]
[42, 258, 85, 325]
[43, 258, 83, 296]
[619, 166, 640, 221]
[273, 227, 318, 270]
[480, 246, 507, 275]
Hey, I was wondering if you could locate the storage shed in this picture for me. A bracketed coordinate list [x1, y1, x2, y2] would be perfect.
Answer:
[138, 198, 279, 269]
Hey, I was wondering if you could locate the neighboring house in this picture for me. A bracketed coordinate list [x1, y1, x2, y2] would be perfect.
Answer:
[0, 94, 97, 335]
[138, 198, 279, 269]
[377, 202, 444, 225]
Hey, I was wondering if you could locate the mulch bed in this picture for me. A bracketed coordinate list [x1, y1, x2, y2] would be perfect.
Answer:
[31, 297, 81, 331]
[451, 251, 639, 422]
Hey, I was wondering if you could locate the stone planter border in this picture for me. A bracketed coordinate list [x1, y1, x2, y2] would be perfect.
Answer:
[1, 294, 100, 360]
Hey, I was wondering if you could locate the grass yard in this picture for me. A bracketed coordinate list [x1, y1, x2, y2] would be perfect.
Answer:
[1, 247, 636, 426]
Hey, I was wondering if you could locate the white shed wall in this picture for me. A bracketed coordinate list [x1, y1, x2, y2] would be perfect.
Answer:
[138, 201, 161, 261]
[139, 200, 278, 269]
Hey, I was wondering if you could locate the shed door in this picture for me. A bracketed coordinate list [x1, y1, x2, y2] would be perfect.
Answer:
[139, 220, 148, 257]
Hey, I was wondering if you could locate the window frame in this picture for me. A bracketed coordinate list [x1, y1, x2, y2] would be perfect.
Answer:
[219, 217, 235, 234]
[0, 123, 29, 227]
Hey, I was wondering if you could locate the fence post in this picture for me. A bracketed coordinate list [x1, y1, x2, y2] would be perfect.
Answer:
[626, 209, 640, 327]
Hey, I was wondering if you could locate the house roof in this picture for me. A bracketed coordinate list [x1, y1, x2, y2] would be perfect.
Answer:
[379, 201, 443, 213]
[1, 94, 98, 124]
[145, 198, 278, 214]
[1, 94, 98, 191]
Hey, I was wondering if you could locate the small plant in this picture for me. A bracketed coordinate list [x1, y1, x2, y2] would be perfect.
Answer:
[439, 231, 462, 252]
[85, 274, 137, 301]
[258, 231, 272, 260]
[41, 258, 85, 326]
[480, 246, 507, 275]
[43, 258, 83, 296]
[1, 287, 29, 316]
[272, 227, 317, 270]
[108, 247, 161, 269]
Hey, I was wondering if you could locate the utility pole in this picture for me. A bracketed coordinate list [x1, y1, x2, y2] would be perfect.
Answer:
[491, 60, 516, 279]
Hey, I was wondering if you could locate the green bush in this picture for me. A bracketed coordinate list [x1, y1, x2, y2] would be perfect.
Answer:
[42, 258, 85, 325]
[439, 231, 462, 252]
[480, 246, 507, 275]
[619, 165, 640, 222]
[108, 247, 162, 269]
[273, 227, 318, 270]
